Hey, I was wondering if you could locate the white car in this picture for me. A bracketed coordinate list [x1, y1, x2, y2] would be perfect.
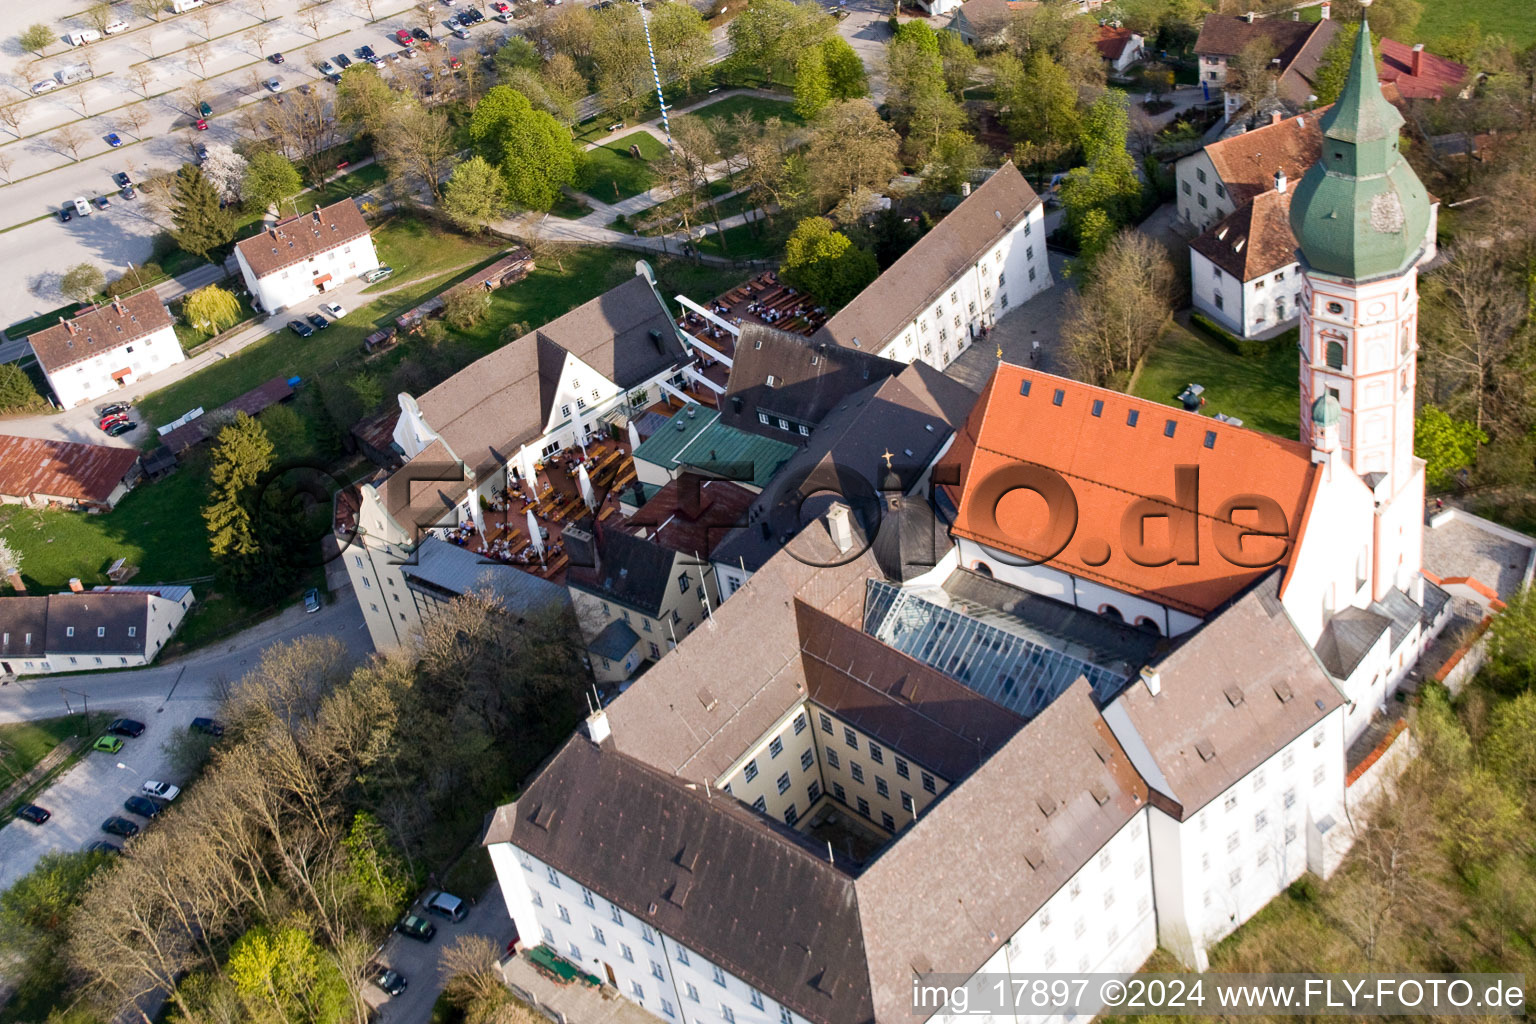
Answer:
[71, 196, 91, 217]
[320, 302, 345, 318]
[31, 80, 58, 94]
[319, 59, 340, 76]
[142, 780, 181, 801]
[265, 77, 282, 92]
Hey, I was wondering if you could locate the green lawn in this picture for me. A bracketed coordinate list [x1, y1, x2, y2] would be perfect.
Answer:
[364, 215, 507, 292]
[1419, 0, 1534, 48]
[578, 132, 671, 203]
[1130, 320, 1300, 441]
[694, 219, 782, 261]
[0, 462, 215, 592]
[6, 302, 83, 340]
[620, 179, 739, 234]
[0, 715, 92, 783]
[692, 93, 801, 128]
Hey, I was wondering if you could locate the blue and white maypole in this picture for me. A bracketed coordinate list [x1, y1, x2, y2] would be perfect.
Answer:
[638, 0, 672, 150]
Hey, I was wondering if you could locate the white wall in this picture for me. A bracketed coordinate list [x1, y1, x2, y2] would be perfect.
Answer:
[1175, 151, 1234, 233]
[8, 590, 193, 675]
[1279, 465, 1374, 648]
[46, 322, 183, 409]
[238, 232, 379, 313]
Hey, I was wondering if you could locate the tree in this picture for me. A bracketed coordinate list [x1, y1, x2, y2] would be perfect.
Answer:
[1228, 37, 1279, 112]
[1486, 588, 1536, 695]
[187, 41, 211, 77]
[1060, 91, 1142, 251]
[651, 2, 714, 94]
[201, 142, 247, 204]
[441, 935, 514, 1020]
[0, 102, 23, 140]
[539, 53, 587, 128]
[443, 289, 492, 330]
[0, 536, 21, 579]
[469, 86, 579, 211]
[244, 23, 272, 59]
[132, 0, 162, 23]
[442, 156, 509, 232]
[19, 24, 54, 57]
[184, 283, 243, 334]
[820, 36, 867, 100]
[804, 100, 900, 207]
[993, 50, 1079, 153]
[726, 0, 833, 83]
[335, 64, 396, 139]
[794, 45, 831, 120]
[0, 363, 40, 413]
[204, 413, 274, 568]
[341, 812, 412, 928]
[0, 852, 108, 1010]
[60, 262, 105, 303]
[53, 123, 88, 161]
[885, 21, 947, 125]
[936, 30, 979, 97]
[242, 149, 302, 211]
[375, 101, 455, 203]
[781, 216, 879, 308]
[1060, 229, 1176, 386]
[261, 85, 339, 188]
[171, 164, 237, 260]
[494, 36, 541, 78]
[1414, 405, 1487, 492]
[226, 925, 351, 1024]
[84, 3, 113, 33]
[130, 62, 155, 97]
[1419, 246, 1526, 432]
[1329, 0, 1421, 42]
[591, 5, 652, 118]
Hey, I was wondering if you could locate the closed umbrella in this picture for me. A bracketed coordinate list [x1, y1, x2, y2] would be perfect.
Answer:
[578, 464, 597, 512]
[628, 421, 642, 452]
[527, 508, 544, 561]
[572, 401, 587, 457]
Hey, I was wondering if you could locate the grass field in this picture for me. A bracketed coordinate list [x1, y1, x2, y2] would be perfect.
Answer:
[1130, 320, 1300, 441]
[579, 132, 670, 203]
[1419, 1, 1534, 49]
[695, 219, 782, 261]
[364, 215, 506, 292]
[0, 715, 91, 783]
[693, 93, 801, 128]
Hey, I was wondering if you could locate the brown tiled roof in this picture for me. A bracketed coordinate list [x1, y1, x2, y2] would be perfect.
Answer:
[565, 524, 679, 617]
[1378, 38, 1467, 100]
[1106, 571, 1341, 819]
[44, 592, 157, 655]
[484, 736, 876, 1024]
[1095, 24, 1136, 60]
[1194, 15, 1340, 106]
[856, 681, 1146, 1021]
[1277, 17, 1340, 105]
[1203, 108, 1327, 208]
[1190, 187, 1297, 281]
[0, 435, 140, 506]
[943, 364, 1317, 618]
[234, 199, 371, 280]
[623, 474, 757, 559]
[720, 324, 905, 437]
[815, 162, 1041, 354]
[0, 598, 48, 660]
[414, 275, 684, 479]
[27, 292, 173, 373]
[797, 600, 1026, 781]
[377, 438, 473, 526]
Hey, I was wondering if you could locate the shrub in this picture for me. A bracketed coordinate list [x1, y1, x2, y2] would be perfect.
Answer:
[1190, 311, 1275, 358]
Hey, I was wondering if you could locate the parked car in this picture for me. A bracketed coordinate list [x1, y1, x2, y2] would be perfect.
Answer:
[195, 117, 208, 130]
[107, 718, 145, 737]
[105, 420, 136, 437]
[319, 59, 340, 75]
[104, 132, 122, 147]
[16, 804, 51, 825]
[100, 402, 130, 417]
[424, 891, 467, 922]
[85, 840, 122, 855]
[448, 56, 463, 70]
[395, 29, 415, 45]
[191, 717, 225, 736]
[265, 77, 282, 92]
[72, 196, 91, 217]
[104, 19, 129, 34]
[142, 780, 180, 801]
[305, 312, 329, 331]
[93, 735, 123, 753]
[121, 184, 137, 199]
[113, 172, 132, 188]
[394, 913, 436, 942]
[335, 53, 353, 68]
[269, 51, 285, 64]
[99, 413, 127, 430]
[370, 967, 407, 996]
[124, 795, 161, 818]
[320, 302, 345, 318]
[288, 319, 315, 338]
[101, 817, 140, 839]
[196, 143, 210, 161]
[490, 1, 510, 11]
[303, 587, 322, 613]
[466, 6, 486, 22]
[412, 27, 432, 42]
[361, 266, 394, 283]
[59, 206, 73, 223]
[93, 195, 110, 209]
[450, 24, 468, 38]
[198, 100, 212, 117]
[357, 45, 377, 59]
[31, 80, 58, 95]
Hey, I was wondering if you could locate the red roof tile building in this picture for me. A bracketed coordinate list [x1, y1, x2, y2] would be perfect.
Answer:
[0, 434, 142, 509]
[1377, 38, 1468, 100]
[234, 199, 378, 314]
[27, 292, 182, 410]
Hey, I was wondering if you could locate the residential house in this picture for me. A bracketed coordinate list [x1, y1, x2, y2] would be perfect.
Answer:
[944, 0, 1032, 47]
[1096, 25, 1145, 75]
[1377, 38, 1468, 100]
[344, 265, 695, 652]
[1175, 108, 1323, 234]
[0, 435, 142, 510]
[813, 161, 1051, 370]
[27, 292, 182, 409]
[234, 199, 379, 313]
[0, 584, 194, 675]
[1194, 11, 1340, 123]
[719, 324, 904, 441]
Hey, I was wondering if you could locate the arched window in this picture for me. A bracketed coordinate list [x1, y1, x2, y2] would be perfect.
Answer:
[1400, 324, 1411, 355]
[1099, 605, 1124, 623]
[1134, 616, 1162, 636]
[1325, 341, 1345, 369]
[971, 561, 993, 578]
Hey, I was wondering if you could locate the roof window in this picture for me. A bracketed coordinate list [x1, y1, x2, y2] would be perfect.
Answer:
[1019, 379, 1031, 397]
[1164, 420, 1177, 438]
[1126, 410, 1139, 426]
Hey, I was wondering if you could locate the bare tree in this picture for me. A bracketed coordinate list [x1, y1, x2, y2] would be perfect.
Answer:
[129, 62, 156, 97]
[414, 1, 438, 36]
[181, 82, 208, 116]
[355, 0, 381, 23]
[0, 152, 14, 184]
[54, 122, 88, 160]
[67, 80, 91, 116]
[244, 23, 272, 58]
[132, 0, 163, 22]
[140, 28, 158, 58]
[0, 102, 24, 140]
[1420, 245, 1528, 432]
[260, 85, 340, 188]
[374, 101, 454, 202]
[84, 2, 114, 33]
[246, 0, 274, 19]
[191, 7, 216, 39]
[1060, 230, 1178, 386]
[119, 104, 151, 139]
[442, 935, 513, 1018]
[301, 5, 325, 38]
[187, 41, 211, 77]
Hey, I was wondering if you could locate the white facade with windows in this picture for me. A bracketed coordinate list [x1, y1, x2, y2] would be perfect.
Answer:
[45, 320, 182, 410]
[1190, 251, 1304, 339]
[237, 231, 378, 314]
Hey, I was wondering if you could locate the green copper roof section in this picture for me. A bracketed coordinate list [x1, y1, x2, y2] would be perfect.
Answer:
[1289, 15, 1432, 281]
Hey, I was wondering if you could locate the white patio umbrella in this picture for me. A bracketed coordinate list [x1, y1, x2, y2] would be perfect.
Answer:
[572, 401, 588, 457]
[527, 508, 544, 561]
[628, 420, 642, 452]
[521, 446, 538, 499]
[578, 463, 597, 512]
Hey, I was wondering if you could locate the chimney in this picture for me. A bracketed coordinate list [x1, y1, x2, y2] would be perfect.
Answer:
[825, 503, 854, 553]
[8, 571, 23, 593]
[1140, 665, 1162, 697]
[68, 577, 83, 593]
[960, 181, 971, 196]
[64, 319, 78, 336]
[112, 297, 126, 316]
[1319, 0, 1329, 18]
[314, 204, 323, 224]
[583, 707, 612, 745]
[268, 226, 278, 239]
[1274, 167, 1287, 193]
[1243, 10, 1254, 22]
[1270, 110, 1282, 125]
[1411, 43, 1424, 76]
[1291, 9, 1298, 18]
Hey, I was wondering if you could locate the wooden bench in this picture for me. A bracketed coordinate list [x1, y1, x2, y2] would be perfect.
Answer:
[542, 553, 569, 576]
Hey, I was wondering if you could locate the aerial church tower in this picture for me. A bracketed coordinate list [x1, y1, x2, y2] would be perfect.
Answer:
[1290, 2, 1433, 600]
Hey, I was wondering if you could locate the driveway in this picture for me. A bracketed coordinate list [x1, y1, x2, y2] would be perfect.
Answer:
[945, 251, 1074, 391]
[833, 0, 894, 104]
[369, 884, 517, 1023]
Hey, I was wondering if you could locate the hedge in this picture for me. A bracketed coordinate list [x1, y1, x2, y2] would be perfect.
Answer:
[1189, 311, 1295, 358]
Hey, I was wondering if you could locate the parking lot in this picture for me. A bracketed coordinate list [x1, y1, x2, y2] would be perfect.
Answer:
[367, 884, 517, 1022]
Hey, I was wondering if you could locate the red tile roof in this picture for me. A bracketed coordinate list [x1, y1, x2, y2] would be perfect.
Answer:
[622, 474, 757, 559]
[27, 291, 173, 373]
[1095, 25, 1135, 61]
[234, 199, 371, 280]
[1190, 187, 1296, 281]
[1377, 38, 1467, 100]
[1203, 108, 1327, 209]
[0, 435, 140, 506]
[942, 364, 1318, 618]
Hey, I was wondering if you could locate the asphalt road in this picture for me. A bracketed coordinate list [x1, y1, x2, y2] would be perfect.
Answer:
[0, 595, 371, 889]
[367, 885, 517, 1023]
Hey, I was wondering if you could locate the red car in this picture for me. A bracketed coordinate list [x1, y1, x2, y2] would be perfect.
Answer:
[448, 56, 463, 70]
[395, 29, 413, 45]
[99, 412, 128, 431]
[490, 1, 509, 10]
[195, 118, 208, 131]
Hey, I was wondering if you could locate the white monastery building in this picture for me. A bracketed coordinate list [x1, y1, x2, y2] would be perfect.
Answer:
[481, 19, 1472, 1023]
[28, 292, 183, 409]
[234, 198, 378, 313]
